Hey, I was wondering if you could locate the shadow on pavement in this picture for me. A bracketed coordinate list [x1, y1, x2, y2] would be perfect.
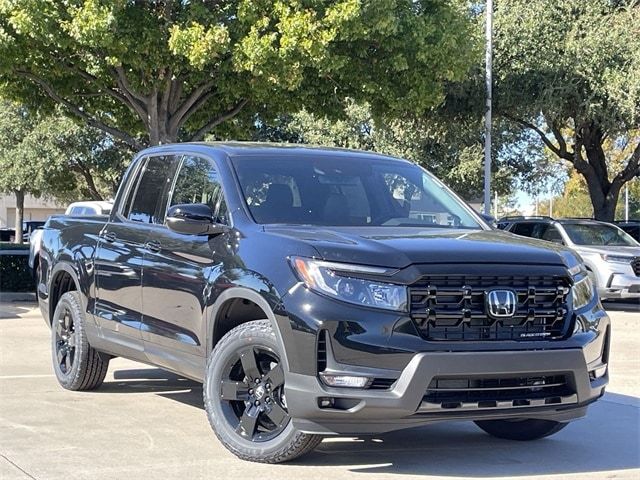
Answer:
[99, 368, 201, 396]
[101, 367, 639, 477]
[0, 301, 37, 319]
[299, 394, 640, 477]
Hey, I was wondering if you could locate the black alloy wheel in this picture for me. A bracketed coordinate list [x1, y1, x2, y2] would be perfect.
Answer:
[220, 346, 290, 442]
[204, 320, 322, 463]
[54, 307, 76, 375]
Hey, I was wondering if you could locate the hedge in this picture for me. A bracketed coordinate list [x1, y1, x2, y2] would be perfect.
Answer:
[0, 242, 34, 292]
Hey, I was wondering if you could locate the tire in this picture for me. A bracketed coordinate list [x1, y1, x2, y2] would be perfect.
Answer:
[474, 418, 568, 441]
[204, 320, 322, 463]
[51, 291, 109, 391]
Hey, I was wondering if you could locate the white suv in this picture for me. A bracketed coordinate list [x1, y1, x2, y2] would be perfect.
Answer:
[504, 217, 640, 300]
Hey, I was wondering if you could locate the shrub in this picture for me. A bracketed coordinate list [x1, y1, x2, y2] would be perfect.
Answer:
[0, 242, 34, 292]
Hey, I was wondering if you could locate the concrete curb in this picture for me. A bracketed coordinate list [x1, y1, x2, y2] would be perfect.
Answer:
[0, 291, 37, 303]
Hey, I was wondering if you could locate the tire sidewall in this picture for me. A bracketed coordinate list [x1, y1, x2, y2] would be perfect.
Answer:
[51, 291, 90, 390]
[204, 321, 302, 458]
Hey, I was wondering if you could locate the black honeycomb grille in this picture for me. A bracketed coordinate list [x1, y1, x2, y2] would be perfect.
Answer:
[409, 275, 571, 341]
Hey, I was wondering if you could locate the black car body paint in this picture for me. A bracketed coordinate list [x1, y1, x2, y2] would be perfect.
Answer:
[37, 143, 609, 447]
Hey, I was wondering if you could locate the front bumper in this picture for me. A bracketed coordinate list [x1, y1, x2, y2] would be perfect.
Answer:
[285, 319, 610, 435]
[598, 272, 640, 299]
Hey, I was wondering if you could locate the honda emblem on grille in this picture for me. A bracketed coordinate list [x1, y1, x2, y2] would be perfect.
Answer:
[486, 289, 517, 318]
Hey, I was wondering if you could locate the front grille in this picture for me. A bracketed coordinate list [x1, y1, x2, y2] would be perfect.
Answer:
[632, 257, 640, 276]
[419, 374, 576, 411]
[409, 275, 571, 341]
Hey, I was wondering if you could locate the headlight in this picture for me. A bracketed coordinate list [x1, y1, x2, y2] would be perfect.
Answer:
[290, 257, 407, 311]
[600, 254, 633, 264]
[571, 274, 595, 310]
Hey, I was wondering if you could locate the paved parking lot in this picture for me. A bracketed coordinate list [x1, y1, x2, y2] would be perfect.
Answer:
[1, 299, 638, 480]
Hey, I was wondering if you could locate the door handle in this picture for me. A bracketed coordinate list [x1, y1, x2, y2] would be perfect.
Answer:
[145, 240, 161, 253]
[102, 232, 117, 243]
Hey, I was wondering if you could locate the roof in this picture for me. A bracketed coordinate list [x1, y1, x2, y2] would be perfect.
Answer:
[67, 201, 113, 209]
[139, 141, 408, 163]
[502, 216, 617, 226]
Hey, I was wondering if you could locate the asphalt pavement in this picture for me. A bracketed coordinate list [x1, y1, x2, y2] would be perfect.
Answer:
[0, 299, 638, 480]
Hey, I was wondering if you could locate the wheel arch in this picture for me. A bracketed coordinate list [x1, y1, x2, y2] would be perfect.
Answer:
[48, 262, 83, 326]
[208, 287, 290, 373]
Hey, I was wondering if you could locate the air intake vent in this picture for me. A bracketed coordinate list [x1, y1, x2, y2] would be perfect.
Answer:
[317, 330, 327, 373]
[424, 374, 573, 405]
[632, 257, 640, 276]
[369, 378, 396, 390]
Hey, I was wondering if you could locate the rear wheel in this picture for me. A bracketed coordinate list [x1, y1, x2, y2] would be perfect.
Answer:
[474, 418, 568, 441]
[204, 320, 322, 463]
[51, 291, 109, 391]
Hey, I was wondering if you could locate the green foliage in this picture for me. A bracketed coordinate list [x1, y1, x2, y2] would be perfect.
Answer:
[0, 100, 71, 198]
[491, 0, 640, 220]
[41, 117, 130, 202]
[0, 246, 32, 292]
[0, 1, 477, 146]
[0, 100, 128, 203]
[494, 0, 639, 132]
[0, 242, 29, 250]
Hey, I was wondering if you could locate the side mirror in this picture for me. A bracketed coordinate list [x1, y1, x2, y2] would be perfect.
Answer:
[166, 203, 228, 236]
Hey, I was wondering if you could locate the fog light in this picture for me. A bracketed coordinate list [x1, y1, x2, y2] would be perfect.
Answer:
[318, 397, 335, 408]
[573, 318, 586, 334]
[593, 365, 607, 379]
[320, 373, 370, 388]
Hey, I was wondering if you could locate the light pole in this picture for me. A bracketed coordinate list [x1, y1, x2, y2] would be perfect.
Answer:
[625, 183, 629, 222]
[483, 0, 493, 216]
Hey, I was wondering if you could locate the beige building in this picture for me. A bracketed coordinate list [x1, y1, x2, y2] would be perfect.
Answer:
[0, 194, 65, 228]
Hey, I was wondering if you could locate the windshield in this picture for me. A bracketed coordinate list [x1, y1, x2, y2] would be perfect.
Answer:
[231, 154, 482, 228]
[563, 223, 639, 246]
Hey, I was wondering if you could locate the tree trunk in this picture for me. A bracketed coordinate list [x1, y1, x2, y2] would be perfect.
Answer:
[579, 161, 621, 222]
[14, 189, 24, 244]
[73, 163, 104, 201]
[148, 122, 178, 146]
[579, 125, 621, 222]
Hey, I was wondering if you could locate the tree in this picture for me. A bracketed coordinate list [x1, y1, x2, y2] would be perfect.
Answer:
[43, 118, 130, 202]
[493, 0, 640, 221]
[0, 101, 128, 242]
[0, 101, 71, 242]
[0, 1, 476, 148]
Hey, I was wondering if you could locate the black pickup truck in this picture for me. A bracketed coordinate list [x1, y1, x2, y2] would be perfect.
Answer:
[35, 143, 609, 463]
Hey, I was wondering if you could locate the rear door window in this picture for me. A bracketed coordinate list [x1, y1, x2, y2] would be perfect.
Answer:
[125, 155, 181, 224]
[510, 222, 538, 237]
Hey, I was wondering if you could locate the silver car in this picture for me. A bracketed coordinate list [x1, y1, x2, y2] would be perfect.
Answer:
[504, 217, 640, 300]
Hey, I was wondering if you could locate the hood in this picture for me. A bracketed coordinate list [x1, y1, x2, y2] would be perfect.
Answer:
[573, 245, 640, 257]
[264, 226, 578, 269]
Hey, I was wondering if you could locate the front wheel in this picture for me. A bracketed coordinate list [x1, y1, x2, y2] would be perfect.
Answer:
[203, 320, 322, 463]
[475, 418, 568, 441]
